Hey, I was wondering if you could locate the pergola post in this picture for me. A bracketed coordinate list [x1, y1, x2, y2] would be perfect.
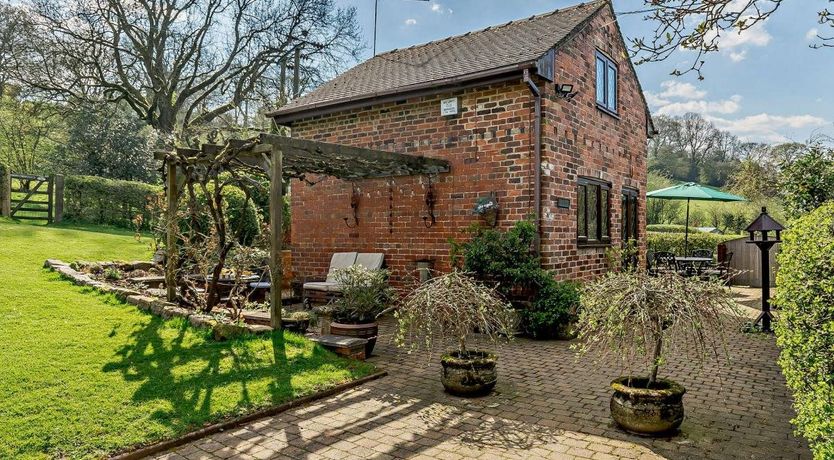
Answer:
[166, 159, 178, 302]
[269, 149, 284, 329]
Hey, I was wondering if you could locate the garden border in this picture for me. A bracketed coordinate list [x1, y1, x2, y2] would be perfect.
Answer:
[44, 259, 272, 335]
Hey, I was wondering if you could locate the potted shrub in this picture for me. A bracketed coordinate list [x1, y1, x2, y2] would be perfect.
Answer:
[329, 265, 394, 357]
[574, 271, 739, 436]
[394, 271, 516, 396]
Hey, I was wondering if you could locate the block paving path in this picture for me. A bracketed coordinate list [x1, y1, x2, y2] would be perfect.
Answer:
[153, 316, 809, 459]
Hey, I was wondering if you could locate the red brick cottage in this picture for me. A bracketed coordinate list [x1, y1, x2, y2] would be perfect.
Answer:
[270, 0, 653, 284]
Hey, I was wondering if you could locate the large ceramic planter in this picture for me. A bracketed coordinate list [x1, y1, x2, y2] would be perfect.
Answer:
[610, 376, 686, 436]
[440, 351, 497, 396]
[330, 321, 378, 357]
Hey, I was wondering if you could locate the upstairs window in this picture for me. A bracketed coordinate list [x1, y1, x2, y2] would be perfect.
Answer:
[595, 51, 618, 115]
[577, 177, 611, 246]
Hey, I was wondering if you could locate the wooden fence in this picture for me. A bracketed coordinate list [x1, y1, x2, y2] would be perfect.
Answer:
[0, 170, 63, 223]
[724, 237, 778, 287]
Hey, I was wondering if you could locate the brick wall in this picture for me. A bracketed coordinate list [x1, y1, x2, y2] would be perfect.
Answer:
[285, 5, 647, 285]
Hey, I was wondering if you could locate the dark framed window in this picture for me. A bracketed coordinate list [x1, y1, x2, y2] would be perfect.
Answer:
[622, 188, 638, 243]
[595, 51, 618, 115]
[577, 177, 611, 246]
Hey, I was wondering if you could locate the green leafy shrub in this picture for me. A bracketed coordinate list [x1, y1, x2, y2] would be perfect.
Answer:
[185, 185, 262, 245]
[774, 202, 834, 458]
[647, 231, 741, 255]
[330, 266, 394, 323]
[63, 175, 161, 229]
[521, 275, 580, 339]
[452, 221, 579, 338]
[779, 143, 834, 219]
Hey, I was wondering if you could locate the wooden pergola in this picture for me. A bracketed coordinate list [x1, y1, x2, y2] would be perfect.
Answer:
[157, 133, 450, 329]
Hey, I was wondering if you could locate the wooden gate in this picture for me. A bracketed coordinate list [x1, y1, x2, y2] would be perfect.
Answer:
[10, 174, 54, 222]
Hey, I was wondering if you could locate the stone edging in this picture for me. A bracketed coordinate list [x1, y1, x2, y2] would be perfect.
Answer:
[43, 259, 272, 336]
[109, 370, 388, 460]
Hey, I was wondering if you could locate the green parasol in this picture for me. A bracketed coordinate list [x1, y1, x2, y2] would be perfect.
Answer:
[647, 182, 746, 256]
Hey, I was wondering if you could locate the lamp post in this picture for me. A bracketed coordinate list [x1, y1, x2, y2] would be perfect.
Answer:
[745, 207, 784, 333]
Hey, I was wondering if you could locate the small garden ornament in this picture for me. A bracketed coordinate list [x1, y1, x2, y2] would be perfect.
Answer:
[574, 271, 739, 435]
[395, 271, 516, 396]
[473, 195, 499, 227]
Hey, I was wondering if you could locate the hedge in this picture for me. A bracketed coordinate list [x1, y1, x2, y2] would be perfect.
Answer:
[647, 224, 700, 233]
[647, 231, 742, 255]
[774, 202, 834, 459]
[63, 175, 161, 229]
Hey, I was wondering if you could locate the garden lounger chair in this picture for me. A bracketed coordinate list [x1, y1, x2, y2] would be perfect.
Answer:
[303, 252, 385, 305]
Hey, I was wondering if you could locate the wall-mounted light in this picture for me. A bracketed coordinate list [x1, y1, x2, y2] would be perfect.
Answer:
[556, 83, 577, 100]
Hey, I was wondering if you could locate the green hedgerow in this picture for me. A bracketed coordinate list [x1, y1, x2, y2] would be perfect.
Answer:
[774, 202, 834, 459]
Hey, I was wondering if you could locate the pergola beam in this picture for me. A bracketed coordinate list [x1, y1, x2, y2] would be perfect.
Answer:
[159, 134, 450, 329]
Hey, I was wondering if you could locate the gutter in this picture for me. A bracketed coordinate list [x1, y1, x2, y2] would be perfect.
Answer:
[523, 68, 542, 256]
[270, 62, 537, 125]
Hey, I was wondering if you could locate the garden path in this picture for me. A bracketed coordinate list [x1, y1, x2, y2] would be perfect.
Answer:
[153, 315, 809, 460]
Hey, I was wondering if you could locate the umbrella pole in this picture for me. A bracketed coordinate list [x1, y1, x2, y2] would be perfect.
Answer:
[684, 198, 690, 257]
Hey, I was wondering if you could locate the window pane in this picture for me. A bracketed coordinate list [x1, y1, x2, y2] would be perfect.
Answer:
[596, 58, 606, 104]
[588, 185, 598, 240]
[607, 64, 617, 111]
[577, 185, 587, 237]
[601, 189, 609, 238]
[630, 196, 638, 238]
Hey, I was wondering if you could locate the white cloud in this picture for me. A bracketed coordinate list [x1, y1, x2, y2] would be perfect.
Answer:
[404, 18, 417, 25]
[658, 80, 706, 100]
[806, 28, 819, 41]
[728, 50, 747, 62]
[655, 95, 742, 116]
[643, 91, 670, 107]
[719, 21, 772, 49]
[707, 113, 828, 143]
[429, 2, 452, 14]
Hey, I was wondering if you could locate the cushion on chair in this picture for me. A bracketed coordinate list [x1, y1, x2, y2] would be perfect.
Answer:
[355, 253, 384, 271]
[249, 282, 271, 289]
[325, 252, 358, 282]
[303, 281, 343, 292]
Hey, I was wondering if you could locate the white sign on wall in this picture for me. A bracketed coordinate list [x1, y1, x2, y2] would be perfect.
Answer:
[440, 97, 459, 116]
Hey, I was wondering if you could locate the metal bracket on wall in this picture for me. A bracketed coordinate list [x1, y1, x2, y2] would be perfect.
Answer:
[422, 175, 437, 228]
[343, 183, 360, 228]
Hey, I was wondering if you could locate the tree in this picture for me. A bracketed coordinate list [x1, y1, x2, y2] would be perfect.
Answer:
[0, 4, 31, 98]
[624, 1, 833, 78]
[19, 0, 361, 140]
[779, 142, 834, 219]
[54, 105, 156, 183]
[0, 89, 63, 173]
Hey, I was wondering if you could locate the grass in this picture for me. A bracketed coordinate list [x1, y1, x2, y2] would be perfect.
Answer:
[0, 218, 375, 459]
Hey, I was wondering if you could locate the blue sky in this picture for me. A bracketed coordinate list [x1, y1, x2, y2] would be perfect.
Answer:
[335, 0, 833, 144]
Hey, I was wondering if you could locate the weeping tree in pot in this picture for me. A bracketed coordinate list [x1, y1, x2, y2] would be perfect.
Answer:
[394, 271, 516, 396]
[574, 271, 739, 435]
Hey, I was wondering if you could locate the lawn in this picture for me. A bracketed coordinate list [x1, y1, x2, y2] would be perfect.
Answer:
[0, 218, 375, 459]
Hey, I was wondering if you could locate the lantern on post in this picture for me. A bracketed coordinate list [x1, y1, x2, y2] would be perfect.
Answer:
[745, 207, 784, 333]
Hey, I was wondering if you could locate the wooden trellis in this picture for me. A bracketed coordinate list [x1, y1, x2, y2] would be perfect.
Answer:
[156, 133, 450, 329]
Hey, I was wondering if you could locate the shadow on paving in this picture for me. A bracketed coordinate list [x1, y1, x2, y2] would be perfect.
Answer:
[155, 315, 810, 460]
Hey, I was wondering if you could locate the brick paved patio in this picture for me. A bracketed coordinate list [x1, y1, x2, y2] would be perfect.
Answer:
[152, 314, 809, 460]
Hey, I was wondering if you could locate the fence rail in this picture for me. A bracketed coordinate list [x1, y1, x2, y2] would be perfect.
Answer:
[0, 171, 63, 223]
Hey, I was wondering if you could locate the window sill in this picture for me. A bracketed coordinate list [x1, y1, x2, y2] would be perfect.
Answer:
[577, 240, 612, 248]
[596, 104, 620, 120]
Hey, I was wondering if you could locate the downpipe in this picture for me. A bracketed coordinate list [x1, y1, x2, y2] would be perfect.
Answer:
[523, 69, 542, 256]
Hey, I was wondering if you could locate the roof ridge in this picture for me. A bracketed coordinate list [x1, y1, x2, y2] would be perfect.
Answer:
[376, 1, 604, 58]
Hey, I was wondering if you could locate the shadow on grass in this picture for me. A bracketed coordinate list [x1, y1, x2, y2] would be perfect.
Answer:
[101, 314, 367, 435]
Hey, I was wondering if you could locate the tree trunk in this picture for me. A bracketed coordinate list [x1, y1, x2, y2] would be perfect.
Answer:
[648, 333, 663, 387]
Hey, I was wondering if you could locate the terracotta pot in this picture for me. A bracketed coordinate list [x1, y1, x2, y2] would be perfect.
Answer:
[330, 321, 378, 357]
[610, 376, 686, 436]
[440, 350, 497, 397]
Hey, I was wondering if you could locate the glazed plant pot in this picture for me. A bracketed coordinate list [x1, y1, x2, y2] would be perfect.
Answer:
[440, 351, 497, 396]
[610, 376, 686, 436]
[330, 321, 378, 357]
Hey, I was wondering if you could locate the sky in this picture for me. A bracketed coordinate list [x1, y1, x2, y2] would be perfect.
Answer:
[334, 0, 834, 145]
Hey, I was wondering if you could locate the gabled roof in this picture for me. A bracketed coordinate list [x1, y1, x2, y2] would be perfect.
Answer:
[269, 1, 607, 123]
